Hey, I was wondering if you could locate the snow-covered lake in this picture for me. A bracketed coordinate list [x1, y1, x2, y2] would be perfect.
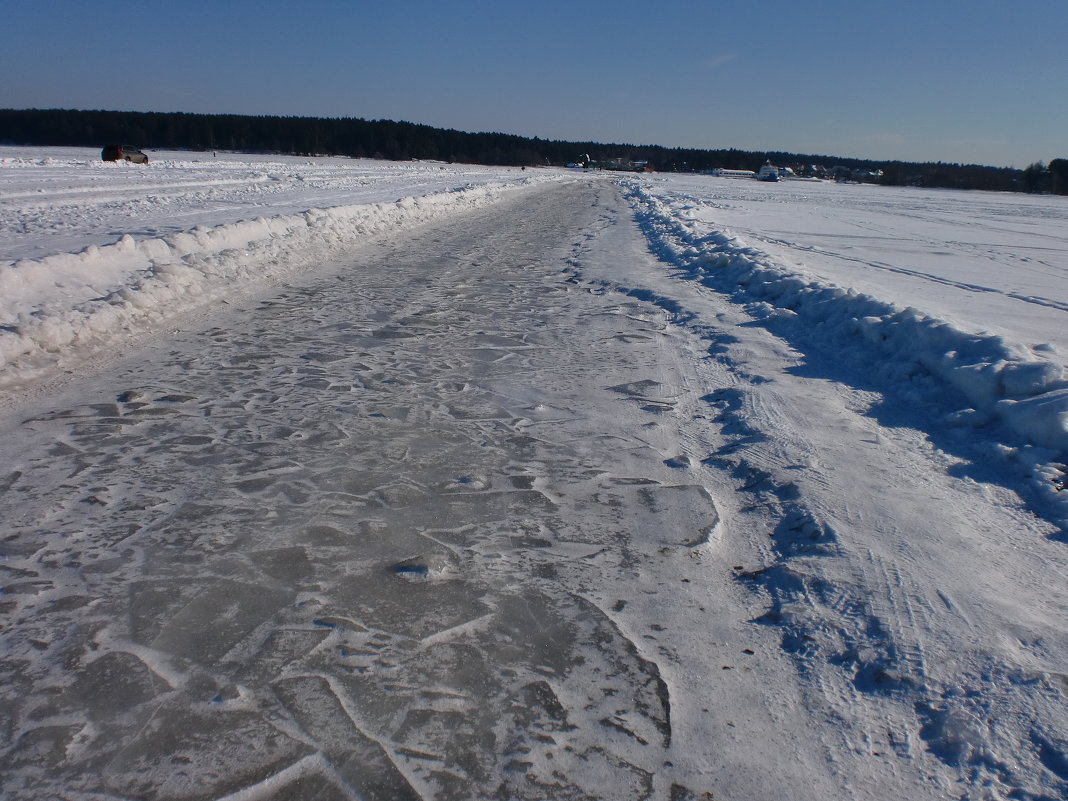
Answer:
[640, 173, 1068, 355]
[2, 148, 1067, 801]
[0, 146, 538, 262]
[0, 147, 553, 387]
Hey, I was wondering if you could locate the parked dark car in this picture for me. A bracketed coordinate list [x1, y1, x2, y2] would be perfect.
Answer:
[101, 144, 149, 164]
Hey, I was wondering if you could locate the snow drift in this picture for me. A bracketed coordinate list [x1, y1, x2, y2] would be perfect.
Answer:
[622, 180, 1068, 457]
[0, 179, 543, 386]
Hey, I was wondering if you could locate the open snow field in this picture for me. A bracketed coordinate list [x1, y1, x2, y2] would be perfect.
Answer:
[0, 147, 537, 263]
[1, 148, 1067, 800]
[640, 175, 1068, 356]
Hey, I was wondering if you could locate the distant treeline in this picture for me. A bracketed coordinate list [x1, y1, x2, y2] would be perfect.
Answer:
[2, 108, 1066, 194]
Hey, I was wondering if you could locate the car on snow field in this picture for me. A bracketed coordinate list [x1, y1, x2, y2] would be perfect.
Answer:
[101, 144, 149, 163]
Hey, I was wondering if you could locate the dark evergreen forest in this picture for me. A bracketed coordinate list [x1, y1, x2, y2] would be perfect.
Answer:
[2, 108, 1065, 194]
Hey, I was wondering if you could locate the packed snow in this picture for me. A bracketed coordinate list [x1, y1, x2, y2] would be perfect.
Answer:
[0, 147, 552, 385]
[1, 147, 1067, 801]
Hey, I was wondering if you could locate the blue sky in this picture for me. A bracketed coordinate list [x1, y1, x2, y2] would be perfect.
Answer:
[2, 0, 1065, 167]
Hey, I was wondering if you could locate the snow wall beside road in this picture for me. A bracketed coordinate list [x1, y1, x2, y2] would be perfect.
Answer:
[622, 179, 1068, 493]
[0, 180, 540, 387]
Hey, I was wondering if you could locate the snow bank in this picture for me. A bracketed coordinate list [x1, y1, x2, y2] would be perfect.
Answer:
[0, 180, 538, 386]
[622, 180, 1068, 457]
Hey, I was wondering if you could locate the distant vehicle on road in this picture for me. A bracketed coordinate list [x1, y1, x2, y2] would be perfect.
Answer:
[101, 144, 148, 164]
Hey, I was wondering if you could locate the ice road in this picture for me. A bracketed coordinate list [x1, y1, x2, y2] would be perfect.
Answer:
[2, 162, 1068, 801]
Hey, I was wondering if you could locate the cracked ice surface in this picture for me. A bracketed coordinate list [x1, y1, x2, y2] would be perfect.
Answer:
[0, 183, 716, 800]
[8, 162, 1067, 801]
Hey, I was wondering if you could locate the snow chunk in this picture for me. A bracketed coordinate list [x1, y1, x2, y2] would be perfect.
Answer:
[996, 388, 1068, 452]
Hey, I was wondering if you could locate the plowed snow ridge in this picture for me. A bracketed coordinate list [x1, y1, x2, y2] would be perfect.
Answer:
[1, 173, 559, 385]
[623, 178, 1068, 524]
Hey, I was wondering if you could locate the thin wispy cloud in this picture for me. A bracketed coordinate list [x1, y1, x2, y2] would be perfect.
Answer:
[704, 53, 738, 69]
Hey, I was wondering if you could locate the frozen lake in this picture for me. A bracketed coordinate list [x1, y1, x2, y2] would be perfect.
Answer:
[2, 150, 1067, 800]
[640, 173, 1068, 353]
